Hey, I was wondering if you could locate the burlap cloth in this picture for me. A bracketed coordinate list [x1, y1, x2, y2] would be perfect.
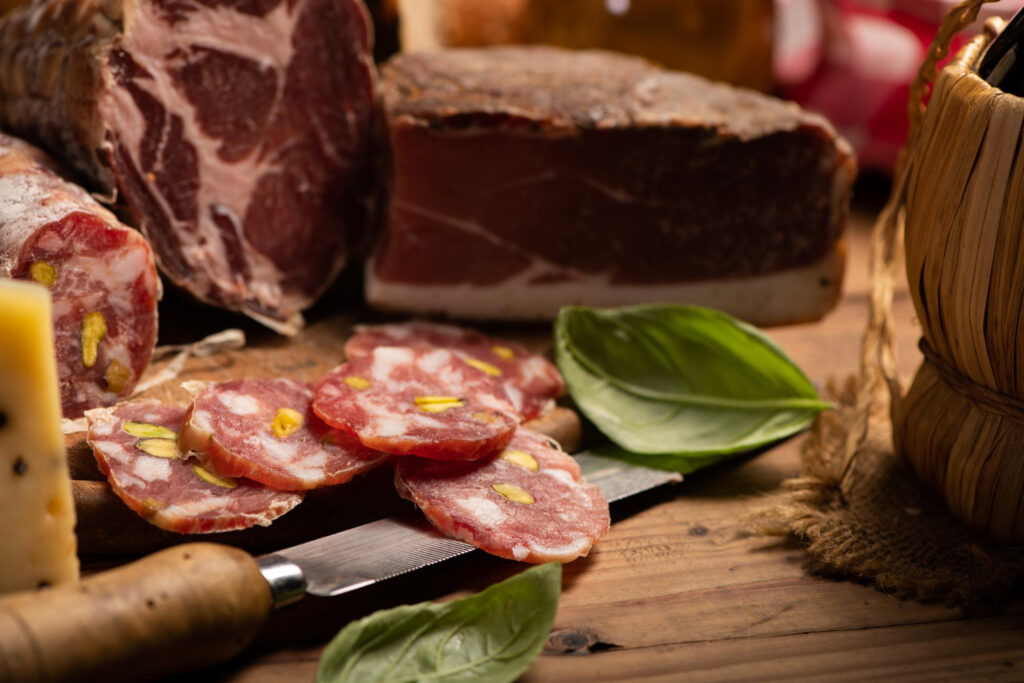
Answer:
[753, 377, 1024, 607]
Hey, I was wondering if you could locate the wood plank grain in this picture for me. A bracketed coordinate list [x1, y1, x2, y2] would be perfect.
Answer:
[523, 615, 1024, 682]
[208, 616, 1024, 683]
[146, 210, 1017, 682]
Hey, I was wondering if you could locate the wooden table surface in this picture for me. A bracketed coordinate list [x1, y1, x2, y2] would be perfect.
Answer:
[143, 192, 1024, 682]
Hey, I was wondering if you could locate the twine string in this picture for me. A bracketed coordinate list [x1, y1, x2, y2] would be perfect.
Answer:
[919, 339, 1024, 424]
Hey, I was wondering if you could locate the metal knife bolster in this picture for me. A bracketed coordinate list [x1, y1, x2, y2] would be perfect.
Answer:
[255, 453, 681, 608]
[255, 554, 307, 608]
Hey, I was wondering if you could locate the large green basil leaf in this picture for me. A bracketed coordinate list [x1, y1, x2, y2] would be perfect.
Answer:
[316, 563, 561, 683]
[555, 305, 830, 459]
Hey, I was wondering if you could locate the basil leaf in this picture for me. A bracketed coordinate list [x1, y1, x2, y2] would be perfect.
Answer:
[555, 305, 830, 460]
[316, 563, 561, 683]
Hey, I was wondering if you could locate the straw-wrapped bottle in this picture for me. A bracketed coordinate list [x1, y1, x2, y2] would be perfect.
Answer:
[898, 23, 1024, 541]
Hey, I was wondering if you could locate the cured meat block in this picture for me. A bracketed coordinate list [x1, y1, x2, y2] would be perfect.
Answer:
[395, 427, 609, 563]
[0, 134, 159, 418]
[370, 46, 857, 327]
[0, 0, 375, 332]
[314, 346, 518, 460]
[179, 378, 390, 491]
[86, 400, 304, 533]
[345, 321, 564, 420]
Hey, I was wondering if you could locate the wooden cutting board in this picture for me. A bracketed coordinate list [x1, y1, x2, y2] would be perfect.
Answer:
[70, 291, 581, 557]
[174, 205, 1022, 682]
[69, 209, 1024, 681]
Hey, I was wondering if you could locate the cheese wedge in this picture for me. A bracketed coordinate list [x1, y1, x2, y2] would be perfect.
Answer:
[0, 280, 78, 593]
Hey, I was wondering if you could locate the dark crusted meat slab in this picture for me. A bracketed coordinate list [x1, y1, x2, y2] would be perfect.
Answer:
[370, 46, 856, 326]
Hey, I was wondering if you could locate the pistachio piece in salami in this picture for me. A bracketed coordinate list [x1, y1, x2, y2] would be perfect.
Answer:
[314, 346, 518, 461]
[135, 438, 179, 459]
[80, 311, 107, 368]
[271, 407, 304, 438]
[395, 427, 610, 563]
[344, 322, 564, 420]
[85, 400, 303, 534]
[179, 379, 389, 491]
[501, 449, 539, 472]
[123, 421, 177, 440]
[28, 260, 55, 287]
[192, 464, 238, 489]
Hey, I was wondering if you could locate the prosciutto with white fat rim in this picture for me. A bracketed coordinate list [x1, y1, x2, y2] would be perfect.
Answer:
[179, 378, 390, 491]
[314, 346, 519, 461]
[0, 0, 375, 332]
[86, 400, 304, 533]
[370, 47, 855, 326]
[0, 134, 159, 418]
[395, 427, 610, 563]
[345, 321, 564, 420]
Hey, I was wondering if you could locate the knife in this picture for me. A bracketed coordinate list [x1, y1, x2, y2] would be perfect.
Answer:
[0, 453, 680, 682]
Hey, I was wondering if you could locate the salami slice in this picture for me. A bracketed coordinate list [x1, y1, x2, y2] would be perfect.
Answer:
[395, 427, 609, 563]
[313, 346, 518, 460]
[85, 400, 303, 534]
[345, 322, 564, 420]
[178, 378, 389, 491]
[0, 134, 160, 418]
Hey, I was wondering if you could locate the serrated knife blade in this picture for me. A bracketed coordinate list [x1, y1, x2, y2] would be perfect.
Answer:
[255, 452, 682, 602]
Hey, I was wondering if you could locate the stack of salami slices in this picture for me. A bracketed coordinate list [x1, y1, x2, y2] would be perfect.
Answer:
[85, 322, 610, 564]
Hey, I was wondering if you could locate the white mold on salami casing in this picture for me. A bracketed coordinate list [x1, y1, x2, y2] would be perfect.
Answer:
[0, 134, 160, 418]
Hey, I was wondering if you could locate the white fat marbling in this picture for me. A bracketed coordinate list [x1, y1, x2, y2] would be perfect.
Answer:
[371, 347, 415, 382]
[373, 416, 410, 437]
[134, 455, 173, 482]
[250, 432, 301, 461]
[217, 391, 262, 415]
[543, 469, 575, 485]
[417, 348, 450, 374]
[460, 496, 507, 527]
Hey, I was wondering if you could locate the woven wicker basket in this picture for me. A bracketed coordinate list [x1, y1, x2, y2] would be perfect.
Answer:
[896, 23, 1024, 542]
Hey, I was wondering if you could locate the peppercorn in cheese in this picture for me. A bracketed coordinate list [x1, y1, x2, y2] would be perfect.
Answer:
[0, 280, 78, 593]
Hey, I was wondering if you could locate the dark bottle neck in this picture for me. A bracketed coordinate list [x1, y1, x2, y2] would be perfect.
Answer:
[979, 10, 1024, 95]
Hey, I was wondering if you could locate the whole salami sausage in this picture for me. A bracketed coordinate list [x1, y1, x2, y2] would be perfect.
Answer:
[0, 0, 375, 332]
[395, 427, 610, 563]
[178, 378, 390, 491]
[86, 400, 304, 534]
[314, 346, 519, 461]
[345, 321, 565, 420]
[0, 134, 159, 418]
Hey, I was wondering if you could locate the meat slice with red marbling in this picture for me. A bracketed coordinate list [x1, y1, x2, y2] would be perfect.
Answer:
[179, 378, 390, 491]
[395, 427, 610, 564]
[86, 400, 304, 534]
[345, 321, 564, 421]
[314, 346, 519, 461]
[0, 0, 375, 332]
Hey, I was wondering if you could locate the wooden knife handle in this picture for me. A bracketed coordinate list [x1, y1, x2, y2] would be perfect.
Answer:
[0, 543, 273, 682]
